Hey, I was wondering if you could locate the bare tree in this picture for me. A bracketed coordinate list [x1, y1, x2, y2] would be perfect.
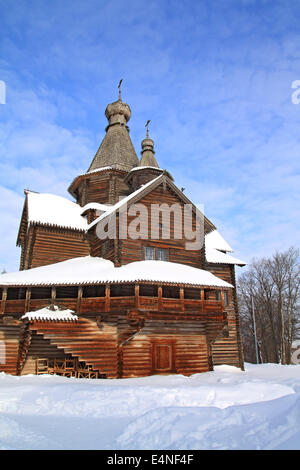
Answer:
[238, 247, 300, 364]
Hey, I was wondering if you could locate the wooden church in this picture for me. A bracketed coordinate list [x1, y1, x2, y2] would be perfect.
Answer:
[0, 86, 246, 379]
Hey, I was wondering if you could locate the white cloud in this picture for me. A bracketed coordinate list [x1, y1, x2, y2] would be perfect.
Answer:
[0, 186, 23, 272]
[0, 0, 299, 272]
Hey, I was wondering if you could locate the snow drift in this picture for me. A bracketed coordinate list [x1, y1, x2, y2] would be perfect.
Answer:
[0, 363, 299, 450]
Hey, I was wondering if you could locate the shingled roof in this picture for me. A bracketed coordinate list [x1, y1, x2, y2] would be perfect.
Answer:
[87, 97, 139, 173]
[88, 123, 139, 173]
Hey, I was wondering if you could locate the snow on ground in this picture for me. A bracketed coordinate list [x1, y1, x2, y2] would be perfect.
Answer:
[0, 363, 299, 450]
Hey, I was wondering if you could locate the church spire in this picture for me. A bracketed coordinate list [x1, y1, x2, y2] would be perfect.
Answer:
[145, 119, 150, 138]
[139, 120, 159, 168]
[86, 81, 139, 173]
[118, 79, 123, 100]
[104, 79, 131, 129]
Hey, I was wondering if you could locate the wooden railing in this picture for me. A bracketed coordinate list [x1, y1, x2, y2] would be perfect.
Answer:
[0, 286, 226, 316]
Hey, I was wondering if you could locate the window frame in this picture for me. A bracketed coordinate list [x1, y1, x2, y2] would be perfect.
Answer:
[144, 246, 168, 261]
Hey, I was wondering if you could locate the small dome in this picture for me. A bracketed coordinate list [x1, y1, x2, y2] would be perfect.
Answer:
[105, 99, 131, 126]
[140, 136, 159, 168]
[141, 137, 154, 151]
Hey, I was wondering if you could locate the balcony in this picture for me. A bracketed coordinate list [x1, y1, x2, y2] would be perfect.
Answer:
[0, 284, 228, 317]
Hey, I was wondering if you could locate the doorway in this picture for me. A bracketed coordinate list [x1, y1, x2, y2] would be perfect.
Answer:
[152, 341, 175, 373]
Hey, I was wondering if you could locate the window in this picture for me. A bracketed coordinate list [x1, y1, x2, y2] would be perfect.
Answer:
[56, 286, 78, 299]
[157, 248, 167, 261]
[110, 284, 135, 297]
[139, 285, 158, 297]
[31, 287, 52, 300]
[144, 246, 168, 261]
[7, 288, 26, 300]
[204, 289, 218, 300]
[215, 291, 229, 305]
[162, 286, 180, 299]
[184, 287, 201, 299]
[82, 285, 105, 298]
[145, 246, 155, 260]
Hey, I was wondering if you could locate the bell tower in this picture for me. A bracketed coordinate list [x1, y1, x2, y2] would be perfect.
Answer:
[68, 81, 139, 205]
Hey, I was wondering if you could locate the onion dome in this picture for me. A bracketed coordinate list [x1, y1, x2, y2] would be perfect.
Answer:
[105, 99, 131, 127]
[86, 80, 139, 173]
[139, 121, 159, 168]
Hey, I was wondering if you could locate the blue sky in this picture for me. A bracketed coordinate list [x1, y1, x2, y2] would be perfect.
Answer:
[0, 0, 299, 272]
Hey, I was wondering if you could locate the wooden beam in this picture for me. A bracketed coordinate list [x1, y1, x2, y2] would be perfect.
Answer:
[180, 287, 184, 312]
[220, 291, 225, 309]
[51, 287, 56, 302]
[158, 286, 162, 311]
[200, 289, 204, 313]
[135, 284, 140, 309]
[105, 285, 110, 312]
[1, 288, 7, 314]
[25, 288, 31, 313]
[77, 286, 83, 313]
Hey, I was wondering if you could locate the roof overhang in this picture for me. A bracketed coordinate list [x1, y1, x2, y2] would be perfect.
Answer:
[0, 256, 233, 289]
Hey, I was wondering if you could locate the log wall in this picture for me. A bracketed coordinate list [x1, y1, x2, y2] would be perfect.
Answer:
[206, 263, 244, 369]
[28, 226, 90, 269]
[120, 319, 210, 378]
[75, 170, 130, 206]
[0, 323, 21, 375]
[89, 185, 206, 268]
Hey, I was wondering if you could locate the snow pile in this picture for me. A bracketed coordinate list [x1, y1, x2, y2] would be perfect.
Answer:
[21, 305, 78, 322]
[0, 256, 232, 288]
[117, 394, 300, 450]
[0, 364, 299, 450]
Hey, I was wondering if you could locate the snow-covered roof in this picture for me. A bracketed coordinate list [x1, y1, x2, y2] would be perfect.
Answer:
[206, 247, 246, 266]
[205, 230, 234, 252]
[21, 305, 78, 322]
[85, 166, 114, 175]
[128, 166, 163, 173]
[0, 256, 233, 289]
[26, 191, 88, 231]
[80, 202, 111, 215]
[204, 230, 246, 266]
[78, 165, 128, 178]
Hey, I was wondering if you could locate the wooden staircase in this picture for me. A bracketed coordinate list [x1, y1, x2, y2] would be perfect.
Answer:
[28, 318, 119, 378]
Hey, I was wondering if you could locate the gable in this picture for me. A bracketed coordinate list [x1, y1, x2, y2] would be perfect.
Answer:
[88, 174, 215, 235]
[128, 183, 207, 240]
